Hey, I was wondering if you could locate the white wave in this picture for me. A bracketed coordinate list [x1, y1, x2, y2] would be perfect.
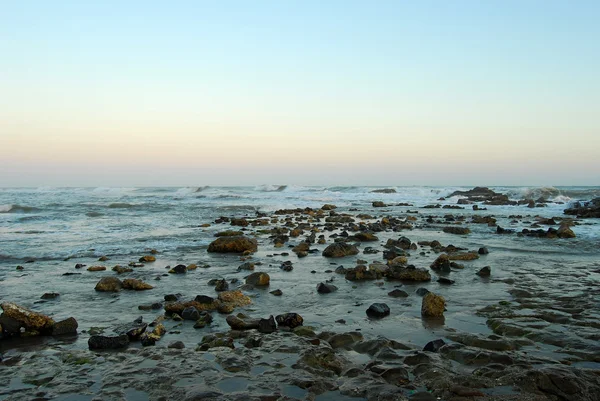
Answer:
[254, 184, 288, 192]
[92, 187, 137, 195]
[0, 204, 12, 213]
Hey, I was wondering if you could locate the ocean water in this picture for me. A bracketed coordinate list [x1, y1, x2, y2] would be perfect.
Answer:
[0, 185, 599, 362]
[1, 185, 599, 263]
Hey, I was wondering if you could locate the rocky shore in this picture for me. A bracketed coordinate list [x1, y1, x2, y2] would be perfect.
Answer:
[1, 188, 599, 401]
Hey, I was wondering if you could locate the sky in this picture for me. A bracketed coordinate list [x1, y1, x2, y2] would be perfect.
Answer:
[0, 0, 598, 187]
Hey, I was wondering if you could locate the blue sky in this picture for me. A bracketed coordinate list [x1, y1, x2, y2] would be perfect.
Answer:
[1, 1, 598, 186]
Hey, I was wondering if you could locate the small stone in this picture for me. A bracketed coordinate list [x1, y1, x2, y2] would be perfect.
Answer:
[41, 292, 60, 300]
[421, 293, 445, 317]
[270, 289, 283, 296]
[477, 266, 491, 277]
[478, 247, 489, 255]
[416, 288, 430, 296]
[169, 264, 187, 274]
[437, 277, 455, 285]
[316, 282, 338, 294]
[182, 307, 200, 321]
[366, 303, 390, 318]
[168, 340, 185, 349]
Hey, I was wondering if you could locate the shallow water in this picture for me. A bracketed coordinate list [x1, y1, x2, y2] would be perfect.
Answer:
[1, 185, 599, 400]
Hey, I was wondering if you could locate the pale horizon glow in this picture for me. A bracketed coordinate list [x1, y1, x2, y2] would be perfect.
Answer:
[1, 1, 599, 187]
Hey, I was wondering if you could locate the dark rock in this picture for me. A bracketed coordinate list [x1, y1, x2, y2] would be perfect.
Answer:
[165, 294, 181, 302]
[478, 247, 489, 254]
[423, 339, 446, 352]
[437, 277, 455, 285]
[75, 263, 85, 269]
[168, 340, 185, 349]
[214, 279, 229, 292]
[182, 306, 201, 321]
[169, 264, 187, 274]
[275, 313, 303, 329]
[477, 266, 491, 277]
[416, 288, 430, 296]
[388, 289, 408, 298]
[564, 198, 600, 218]
[430, 254, 451, 272]
[258, 315, 277, 334]
[372, 201, 387, 207]
[269, 289, 283, 296]
[225, 315, 259, 330]
[51, 317, 78, 336]
[366, 303, 390, 318]
[443, 226, 470, 235]
[88, 334, 129, 350]
[194, 295, 214, 304]
[94, 277, 123, 292]
[41, 293, 60, 300]
[317, 282, 338, 294]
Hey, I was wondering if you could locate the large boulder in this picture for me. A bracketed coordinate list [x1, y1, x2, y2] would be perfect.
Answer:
[388, 266, 431, 282]
[421, 293, 445, 317]
[0, 302, 55, 334]
[322, 243, 359, 258]
[95, 277, 123, 292]
[207, 236, 257, 253]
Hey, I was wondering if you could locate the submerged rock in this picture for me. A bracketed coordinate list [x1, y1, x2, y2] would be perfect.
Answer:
[207, 236, 258, 253]
[476, 266, 491, 277]
[443, 226, 470, 235]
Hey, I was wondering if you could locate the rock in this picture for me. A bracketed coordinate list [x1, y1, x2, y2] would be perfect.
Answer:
[448, 252, 479, 261]
[94, 277, 123, 292]
[207, 236, 258, 253]
[0, 302, 55, 333]
[112, 265, 133, 274]
[41, 292, 59, 300]
[51, 317, 78, 336]
[217, 290, 252, 308]
[430, 254, 450, 272]
[437, 277, 454, 285]
[388, 266, 431, 282]
[416, 288, 430, 296]
[388, 289, 408, 298]
[354, 232, 379, 241]
[371, 188, 396, 194]
[193, 312, 213, 329]
[477, 266, 491, 277]
[138, 302, 162, 311]
[421, 293, 445, 317]
[237, 262, 255, 271]
[245, 272, 270, 286]
[423, 339, 446, 352]
[168, 340, 185, 349]
[75, 263, 85, 269]
[478, 247, 489, 255]
[322, 242, 359, 258]
[165, 294, 181, 302]
[182, 306, 201, 321]
[186, 264, 197, 270]
[214, 279, 229, 292]
[169, 264, 187, 274]
[321, 204, 337, 210]
[564, 198, 600, 218]
[380, 366, 410, 385]
[372, 201, 387, 207]
[317, 282, 338, 294]
[139, 255, 156, 262]
[275, 313, 303, 329]
[88, 334, 129, 350]
[366, 303, 390, 318]
[557, 224, 576, 238]
[87, 266, 106, 272]
[443, 226, 470, 235]
[258, 315, 277, 333]
[269, 289, 283, 296]
[198, 334, 234, 350]
[296, 347, 348, 375]
[226, 314, 259, 330]
[122, 278, 153, 290]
